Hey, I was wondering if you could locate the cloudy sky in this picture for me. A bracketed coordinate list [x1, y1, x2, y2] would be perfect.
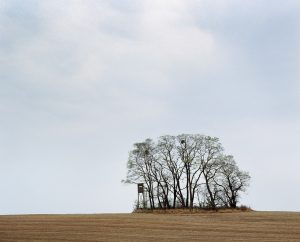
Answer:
[0, 0, 299, 214]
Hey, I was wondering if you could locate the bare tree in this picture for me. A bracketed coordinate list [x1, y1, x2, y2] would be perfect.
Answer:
[214, 155, 251, 208]
[197, 136, 223, 209]
[123, 139, 156, 208]
[157, 135, 185, 207]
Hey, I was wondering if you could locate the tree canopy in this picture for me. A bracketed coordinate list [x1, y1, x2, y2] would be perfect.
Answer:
[123, 134, 250, 209]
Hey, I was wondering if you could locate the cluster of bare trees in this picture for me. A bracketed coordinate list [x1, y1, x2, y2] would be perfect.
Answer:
[123, 134, 250, 209]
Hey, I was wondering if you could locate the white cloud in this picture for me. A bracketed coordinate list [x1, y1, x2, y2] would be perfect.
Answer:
[1, 0, 216, 87]
[1, 0, 217, 129]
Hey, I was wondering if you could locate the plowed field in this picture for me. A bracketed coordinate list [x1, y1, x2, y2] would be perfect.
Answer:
[0, 211, 300, 241]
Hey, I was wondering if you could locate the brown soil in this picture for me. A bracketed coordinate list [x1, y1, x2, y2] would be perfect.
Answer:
[0, 211, 300, 241]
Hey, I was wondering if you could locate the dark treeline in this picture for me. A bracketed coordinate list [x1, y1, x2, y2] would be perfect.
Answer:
[123, 134, 250, 209]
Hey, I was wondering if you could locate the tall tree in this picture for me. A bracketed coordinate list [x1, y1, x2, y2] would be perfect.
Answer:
[157, 135, 185, 208]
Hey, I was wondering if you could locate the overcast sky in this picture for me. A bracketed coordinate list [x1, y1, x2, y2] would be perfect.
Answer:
[0, 0, 299, 214]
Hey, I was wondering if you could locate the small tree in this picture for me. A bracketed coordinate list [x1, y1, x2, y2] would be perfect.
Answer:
[215, 155, 251, 208]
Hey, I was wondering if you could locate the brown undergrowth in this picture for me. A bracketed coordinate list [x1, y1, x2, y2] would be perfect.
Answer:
[134, 206, 253, 214]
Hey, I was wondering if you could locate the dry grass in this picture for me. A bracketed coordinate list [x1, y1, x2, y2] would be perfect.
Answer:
[0, 211, 300, 241]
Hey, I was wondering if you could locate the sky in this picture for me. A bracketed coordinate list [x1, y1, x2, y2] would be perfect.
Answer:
[0, 0, 299, 214]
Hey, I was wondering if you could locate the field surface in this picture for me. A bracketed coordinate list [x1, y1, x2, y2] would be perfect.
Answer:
[0, 211, 300, 241]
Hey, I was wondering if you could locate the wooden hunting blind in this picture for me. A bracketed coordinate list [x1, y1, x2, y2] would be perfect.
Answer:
[138, 183, 144, 193]
[137, 183, 145, 209]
